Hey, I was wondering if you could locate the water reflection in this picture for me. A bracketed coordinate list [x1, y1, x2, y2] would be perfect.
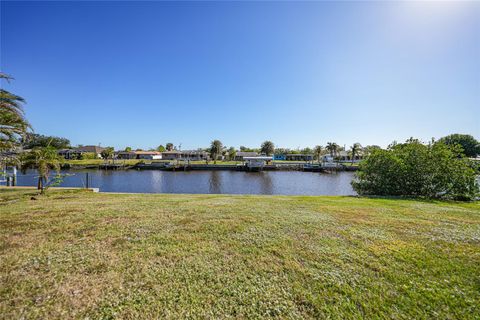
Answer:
[14, 170, 356, 196]
[209, 171, 222, 194]
[257, 172, 273, 195]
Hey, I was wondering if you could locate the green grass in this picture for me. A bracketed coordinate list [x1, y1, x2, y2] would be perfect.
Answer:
[1, 189, 479, 319]
[63, 159, 242, 166]
[64, 159, 142, 166]
[339, 162, 360, 167]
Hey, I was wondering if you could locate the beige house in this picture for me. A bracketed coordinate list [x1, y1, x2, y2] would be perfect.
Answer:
[161, 150, 209, 161]
[116, 151, 162, 160]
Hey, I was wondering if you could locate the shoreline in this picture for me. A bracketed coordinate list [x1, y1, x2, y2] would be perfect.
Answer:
[60, 161, 359, 172]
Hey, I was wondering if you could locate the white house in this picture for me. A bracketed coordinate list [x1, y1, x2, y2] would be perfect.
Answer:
[116, 151, 162, 160]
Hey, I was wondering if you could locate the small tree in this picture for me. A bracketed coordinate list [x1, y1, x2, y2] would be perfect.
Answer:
[124, 146, 132, 152]
[363, 145, 381, 157]
[166, 143, 174, 151]
[350, 143, 362, 163]
[101, 147, 114, 163]
[261, 141, 275, 156]
[314, 145, 323, 162]
[210, 140, 223, 164]
[157, 145, 166, 152]
[21, 146, 63, 194]
[301, 147, 312, 155]
[80, 152, 97, 160]
[228, 147, 236, 161]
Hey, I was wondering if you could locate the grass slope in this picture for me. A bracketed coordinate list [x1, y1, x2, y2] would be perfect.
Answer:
[1, 189, 479, 319]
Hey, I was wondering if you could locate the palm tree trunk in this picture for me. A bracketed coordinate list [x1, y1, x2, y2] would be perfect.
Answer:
[37, 176, 44, 193]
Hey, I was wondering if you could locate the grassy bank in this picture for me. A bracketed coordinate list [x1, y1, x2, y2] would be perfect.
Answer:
[1, 189, 479, 319]
[62, 159, 242, 167]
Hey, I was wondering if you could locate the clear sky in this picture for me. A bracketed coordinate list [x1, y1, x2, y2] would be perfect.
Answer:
[1, 1, 479, 150]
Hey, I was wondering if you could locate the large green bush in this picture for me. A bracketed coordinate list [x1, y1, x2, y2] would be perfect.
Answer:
[352, 139, 479, 201]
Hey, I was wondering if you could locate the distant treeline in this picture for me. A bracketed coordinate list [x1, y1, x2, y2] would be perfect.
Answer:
[23, 133, 480, 160]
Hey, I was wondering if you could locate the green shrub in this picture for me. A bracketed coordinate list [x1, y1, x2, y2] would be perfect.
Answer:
[80, 152, 97, 160]
[352, 139, 479, 201]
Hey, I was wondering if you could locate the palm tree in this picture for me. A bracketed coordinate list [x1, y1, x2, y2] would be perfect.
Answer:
[350, 143, 362, 164]
[21, 146, 63, 194]
[326, 142, 339, 158]
[210, 140, 223, 164]
[0, 73, 30, 151]
[261, 141, 275, 156]
[313, 145, 323, 163]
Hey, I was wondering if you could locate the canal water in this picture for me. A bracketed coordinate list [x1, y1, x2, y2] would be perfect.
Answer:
[14, 170, 357, 196]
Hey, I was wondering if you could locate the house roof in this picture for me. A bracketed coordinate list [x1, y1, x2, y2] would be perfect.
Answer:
[244, 156, 273, 160]
[161, 150, 208, 155]
[181, 150, 208, 154]
[116, 151, 161, 155]
[75, 146, 105, 153]
[323, 151, 350, 157]
[236, 151, 258, 157]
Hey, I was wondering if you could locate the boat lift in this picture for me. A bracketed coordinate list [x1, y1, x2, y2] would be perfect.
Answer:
[243, 156, 273, 171]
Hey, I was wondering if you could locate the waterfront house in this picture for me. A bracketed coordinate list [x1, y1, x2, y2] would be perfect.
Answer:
[234, 151, 258, 161]
[285, 154, 314, 161]
[322, 155, 334, 163]
[273, 154, 286, 161]
[338, 151, 349, 161]
[136, 151, 162, 160]
[58, 145, 105, 159]
[116, 151, 162, 160]
[180, 150, 209, 161]
[322, 151, 362, 162]
[161, 150, 209, 161]
[158, 150, 181, 160]
[115, 151, 136, 159]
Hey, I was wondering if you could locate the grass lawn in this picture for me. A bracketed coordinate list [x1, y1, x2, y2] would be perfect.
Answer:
[63, 159, 242, 166]
[339, 162, 360, 167]
[1, 189, 479, 319]
[64, 159, 142, 166]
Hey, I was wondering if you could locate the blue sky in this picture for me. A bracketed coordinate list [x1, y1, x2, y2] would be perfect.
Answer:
[1, 1, 479, 150]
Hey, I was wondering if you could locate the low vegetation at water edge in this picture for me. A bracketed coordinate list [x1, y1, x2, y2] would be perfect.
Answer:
[353, 139, 479, 201]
